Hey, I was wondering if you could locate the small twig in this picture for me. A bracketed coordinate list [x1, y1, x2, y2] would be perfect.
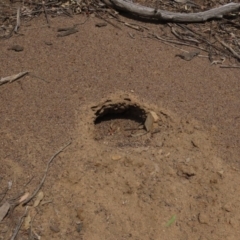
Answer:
[74, 17, 89, 27]
[24, 176, 35, 188]
[40, 200, 52, 206]
[14, 7, 21, 33]
[208, 21, 213, 62]
[124, 22, 144, 32]
[215, 35, 240, 61]
[42, 2, 50, 27]
[57, 28, 78, 37]
[210, 57, 225, 65]
[28, 73, 49, 83]
[149, 33, 208, 52]
[29, 212, 37, 240]
[158, 41, 208, 58]
[220, 64, 240, 68]
[22, 141, 71, 206]
[169, 24, 200, 44]
[128, 32, 135, 39]
[0, 71, 29, 86]
[0, 186, 9, 204]
[130, 132, 148, 137]
[117, 17, 149, 31]
[11, 206, 29, 240]
[177, 23, 227, 55]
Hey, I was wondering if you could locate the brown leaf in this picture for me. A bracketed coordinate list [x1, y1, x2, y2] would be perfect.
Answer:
[176, 51, 200, 61]
[33, 191, 44, 207]
[144, 113, 154, 132]
[23, 214, 31, 230]
[19, 192, 30, 204]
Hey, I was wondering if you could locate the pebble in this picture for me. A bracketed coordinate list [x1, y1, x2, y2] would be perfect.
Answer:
[50, 223, 60, 233]
[198, 213, 209, 224]
[111, 155, 122, 161]
[8, 45, 24, 52]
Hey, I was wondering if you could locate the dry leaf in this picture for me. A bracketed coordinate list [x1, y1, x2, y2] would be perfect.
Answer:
[176, 51, 199, 61]
[33, 191, 44, 207]
[149, 111, 159, 122]
[19, 192, 30, 204]
[23, 214, 31, 230]
[144, 113, 154, 132]
[0, 202, 10, 222]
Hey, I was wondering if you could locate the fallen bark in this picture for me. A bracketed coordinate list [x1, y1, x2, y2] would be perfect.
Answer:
[105, 0, 240, 23]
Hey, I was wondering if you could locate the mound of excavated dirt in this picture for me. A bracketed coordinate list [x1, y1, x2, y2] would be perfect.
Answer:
[66, 93, 240, 240]
[2, 92, 240, 240]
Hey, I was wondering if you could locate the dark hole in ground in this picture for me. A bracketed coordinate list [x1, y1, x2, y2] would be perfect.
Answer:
[94, 103, 147, 125]
[93, 103, 149, 146]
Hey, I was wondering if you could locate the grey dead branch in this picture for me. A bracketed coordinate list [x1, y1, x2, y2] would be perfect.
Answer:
[105, 1, 240, 23]
[102, 0, 240, 65]
[1, 1, 240, 66]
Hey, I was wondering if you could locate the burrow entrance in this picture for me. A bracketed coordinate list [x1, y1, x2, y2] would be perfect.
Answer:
[92, 99, 153, 147]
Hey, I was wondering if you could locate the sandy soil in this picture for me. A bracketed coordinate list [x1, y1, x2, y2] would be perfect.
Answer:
[0, 10, 240, 240]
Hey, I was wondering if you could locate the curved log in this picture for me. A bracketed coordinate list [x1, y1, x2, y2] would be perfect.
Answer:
[107, 0, 240, 23]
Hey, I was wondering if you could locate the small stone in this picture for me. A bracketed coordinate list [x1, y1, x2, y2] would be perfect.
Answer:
[76, 208, 84, 221]
[76, 222, 83, 233]
[198, 213, 209, 224]
[229, 217, 239, 228]
[223, 202, 233, 212]
[176, 51, 199, 61]
[165, 166, 175, 176]
[8, 45, 24, 52]
[217, 170, 224, 178]
[177, 165, 196, 179]
[111, 155, 122, 161]
[165, 152, 170, 157]
[211, 125, 218, 132]
[95, 22, 107, 27]
[50, 223, 60, 233]
[45, 41, 52, 46]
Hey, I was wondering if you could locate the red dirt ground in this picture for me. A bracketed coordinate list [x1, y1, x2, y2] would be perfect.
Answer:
[0, 6, 240, 240]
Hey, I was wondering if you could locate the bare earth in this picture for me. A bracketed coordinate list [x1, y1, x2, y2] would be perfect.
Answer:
[0, 12, 240, 240]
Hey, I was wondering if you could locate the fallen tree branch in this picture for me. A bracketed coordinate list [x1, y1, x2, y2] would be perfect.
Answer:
[104, 0, 240, 23]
